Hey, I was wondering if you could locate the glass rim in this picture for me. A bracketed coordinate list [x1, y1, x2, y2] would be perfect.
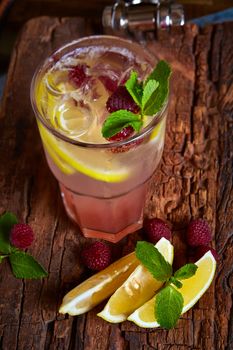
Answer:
[30, 34, 168, 149]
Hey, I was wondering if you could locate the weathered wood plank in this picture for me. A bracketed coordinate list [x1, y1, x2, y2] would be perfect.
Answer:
[0, 16, 232, 350]
[215, 23, 233, 350]
[0, 17, 94, 350]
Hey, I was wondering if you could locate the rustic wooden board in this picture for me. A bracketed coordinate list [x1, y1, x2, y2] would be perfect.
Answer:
[0, 16, 232, 350]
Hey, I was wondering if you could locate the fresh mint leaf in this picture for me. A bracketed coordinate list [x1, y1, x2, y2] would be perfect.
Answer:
[9, 250, 48, 279]
[102, 110, 143, 138]
[174, 264, 198, 280]
[0, 212, 18, 254]
[145, 60, 171, 86]
[169, 276, 183, 289]
[102, 60, 171, 138]
[142, 79, 159, 114]
[0, 255, 7, 263]
[143, 60, 171, 116]
[125, 71, 143, 107]
[155, 285, 184, 329]
[135, 241, 172, 282]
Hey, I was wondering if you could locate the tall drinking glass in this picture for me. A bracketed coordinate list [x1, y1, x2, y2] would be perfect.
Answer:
[30, 36, 168, 243]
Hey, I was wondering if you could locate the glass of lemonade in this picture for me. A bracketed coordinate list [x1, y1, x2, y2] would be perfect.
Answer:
[30, 35, 168, 243]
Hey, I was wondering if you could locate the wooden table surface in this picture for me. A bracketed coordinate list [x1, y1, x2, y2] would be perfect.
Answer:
[0, 17, 232, 350]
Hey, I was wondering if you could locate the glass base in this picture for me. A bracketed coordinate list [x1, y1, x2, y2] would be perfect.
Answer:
[78, 216, 143, 243]
[59, 182, 147, 243]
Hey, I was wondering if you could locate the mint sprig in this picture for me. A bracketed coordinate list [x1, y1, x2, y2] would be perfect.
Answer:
[135, 241, 198, 329]
[0, 212, 48, 279]
[142, 79, 159, 114]
[125, 71, 143, 106]
[102, 110, 143, 139]
[0, 212, 17, 254]
[9, 250, 48, 279]
[169, 276, 183, 289]
[155, 285, 184, 329]
[143, 60, 171, 115]
[174, 263, 198, 280]
[101, 60, 171, 138]
[136, 241, 172, 282]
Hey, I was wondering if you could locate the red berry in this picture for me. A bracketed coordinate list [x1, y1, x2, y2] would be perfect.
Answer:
[195, 245, 219, 261]
[99, 75, 118, 92]
[109, 137, 143, 153]
[187, 219, 212, 247]
[107, 126, 134, 142]
[143, 218, 172, 244]
[10, 223, 34, 249]
[68, 64, 87, 87]
[81, 241, 112, 271]
[106, 86, 140, 114]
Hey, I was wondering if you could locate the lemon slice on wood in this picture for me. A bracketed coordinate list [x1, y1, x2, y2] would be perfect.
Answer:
[128, 251, 216, 328]
[59, 252, 140, 316]
[97, 238, 174, 323]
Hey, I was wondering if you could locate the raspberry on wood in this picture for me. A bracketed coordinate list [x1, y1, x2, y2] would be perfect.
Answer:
[81, 241, 112, 271]
[187, 219, 212, 247]
[10, 223, 34, 249]
[195, 245, 219, 261]
[143, 218, 172, 244]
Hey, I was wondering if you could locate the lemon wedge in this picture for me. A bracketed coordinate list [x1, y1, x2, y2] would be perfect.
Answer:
[97, 238, 173, 323]
[128, 251, 216, 328]
[59, 252, 140, 316]
[38, 122, 130, 182]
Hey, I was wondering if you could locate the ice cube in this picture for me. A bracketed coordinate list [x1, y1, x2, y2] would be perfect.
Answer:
[98, 50, 132, 70]
[54, 98, 94, 139]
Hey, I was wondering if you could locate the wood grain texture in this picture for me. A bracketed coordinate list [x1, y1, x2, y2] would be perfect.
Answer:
[5, 0, 233, 25]
[0, 16, 232, 350]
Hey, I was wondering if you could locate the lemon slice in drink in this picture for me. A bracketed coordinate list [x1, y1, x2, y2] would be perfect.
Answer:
[128, 251, 216, 328]
[42, 138, 74, 175]
[59, 252, 140, 316]
[36, 77, 130, 182]
[38, 122, 130, 182]
[97, 238, 173, 323]
[149, 118, 166, 142]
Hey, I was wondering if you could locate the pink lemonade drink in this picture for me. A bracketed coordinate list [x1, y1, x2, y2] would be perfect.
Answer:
[31, 36, 169, 243]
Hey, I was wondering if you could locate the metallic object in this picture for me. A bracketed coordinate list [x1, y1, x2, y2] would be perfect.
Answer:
[102, 0, 185, 39]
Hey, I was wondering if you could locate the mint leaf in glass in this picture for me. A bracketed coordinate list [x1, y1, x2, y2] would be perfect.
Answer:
[143, 60, 171, 116]
[102, 60, 171, 138]
[174, 263, 198, 280]
[0, 212, 18, 254]
[125, 71, 143, 107]
[145, 60, 171, 86]
[155, 285, 184, 329]
[135, 241, 172, 282]
[142, 79, 159, 114]
[102, 110, 143, 139]
[9, 250, 48, 279]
